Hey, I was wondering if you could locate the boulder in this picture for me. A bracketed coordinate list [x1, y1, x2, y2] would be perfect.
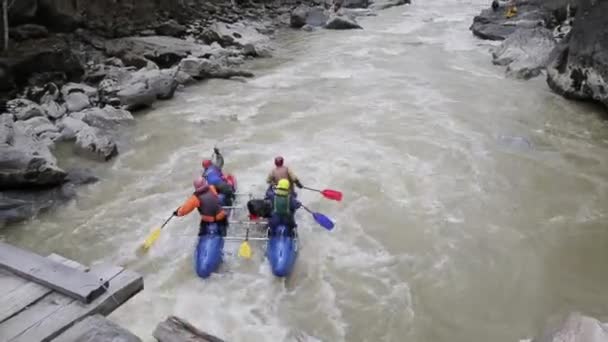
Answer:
[120, 53, 156, 69]
[9, 24, 49, 41]
[0, 118, 66, 189]
[325, 15, 363, 29]
[74, 125, 118, 161]
[15, 116, 60, 138]
[178, 57, 254, 79]
[74, 106, 134, 130]
[470, 4, 550, 41]
[116, 82, 156, 110]
[306, 7, 330, 27]
[1, 37, 85, 87]
[155, 20, 187, 37]
[370, 0, 410, 10]
[7, 99, 46, 121]
[56, 116, 88, 141]
[105, 57, 125, 68]
[61, 82, 98, 98]
[105, 36, 213, 68]
[533, 312, 608, 342]
[342, 0, 369, 9]
[546, 0, 608, 108]
[64, 92, 91, 113]
[291, 5, 312, 29]
[39, 83, 60, 103]
[41, 101, 67, 120]
[492, 27, 556, 79]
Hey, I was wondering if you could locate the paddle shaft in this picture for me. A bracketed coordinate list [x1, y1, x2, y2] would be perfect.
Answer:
[160, 214, 174, 230]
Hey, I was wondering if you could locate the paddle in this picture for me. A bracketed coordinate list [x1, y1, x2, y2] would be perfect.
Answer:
[238, 226, 252, 259]
[301, 205, 335, 230]
[302, 186, 343, 202]
[140, 213, 175, 251]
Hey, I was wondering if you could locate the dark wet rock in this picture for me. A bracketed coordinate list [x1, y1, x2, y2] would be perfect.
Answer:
[7, 99, 46, 121]
[61, 82, 98, 99]
[546, 0, 608, 108]
[154, 316, 225, 342]
[492, 27, 556, 79]
[178, 57, 254, 80]
[74, 125, 118, 161]
[105, 36, 212, 68]
[342, 0, 370, 9]
[41, 101, 67, 120]
[155, 20, 188, 37]
[64, 92, 91, 113]
[39, 83, 60, 104]
[470, 4, 550, 41]
[9, 24, 49, 41]
[1, 37, 85, 88]
[325, 15, 363, 29]
[370, 0, 410, 10]
[532, 312, 608, 342]
[0, 117, 66, 190]
[291, 5, 312, 28]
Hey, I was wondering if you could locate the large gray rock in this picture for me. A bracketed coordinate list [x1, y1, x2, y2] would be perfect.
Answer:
[73, 106, 134, 130]
[53, 314, 141, 342]
[155, 20, 187, 38]
[41, 100, 67, 120]
[15, 116, 60, 139]
[325, 15, 363, 29]
[291, 5, 331, 29]
[61, 82, 98, 98]
[7, 99, 46, 121]
[546, 0, 608, 108]
[105, 36, 215, 68]
[56, 116, 88, 141]
[533, 313, 608, 342]
[369, 0, 410, 10]
[470, 4, 551, 41]
[178, 57, 254, 80]
[492, 27, 557, 79]
[65, 92, 92, 113]
[0, 117, 66, 189]
[75, 125, 119, 161]
[116, 82, 157, 110]
[291, 5, 312, 28]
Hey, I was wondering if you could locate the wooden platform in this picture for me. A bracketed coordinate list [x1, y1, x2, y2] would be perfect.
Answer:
[0, 244, 143, 342]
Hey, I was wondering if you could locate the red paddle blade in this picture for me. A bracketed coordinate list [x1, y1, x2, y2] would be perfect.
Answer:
[321, 189, 342, 201]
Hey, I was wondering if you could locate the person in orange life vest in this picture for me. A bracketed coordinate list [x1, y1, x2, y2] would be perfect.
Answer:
[173, 177, 228, 236]
[266, 156, 303, 194]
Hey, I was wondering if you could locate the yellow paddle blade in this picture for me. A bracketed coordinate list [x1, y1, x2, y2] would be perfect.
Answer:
[141, 228, 162, 250]
[238, 241, 252, 259]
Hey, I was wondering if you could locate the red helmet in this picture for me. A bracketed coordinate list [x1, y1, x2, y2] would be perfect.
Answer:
[202, 159, 212, 169]
[274, 156, 284, 167]
[193, 177, 207, 192]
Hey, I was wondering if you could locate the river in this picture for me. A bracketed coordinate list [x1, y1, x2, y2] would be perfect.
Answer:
[3, 0, 608, 341]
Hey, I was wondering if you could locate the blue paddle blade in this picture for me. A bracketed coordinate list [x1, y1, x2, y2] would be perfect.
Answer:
[313, 212, 334, 230]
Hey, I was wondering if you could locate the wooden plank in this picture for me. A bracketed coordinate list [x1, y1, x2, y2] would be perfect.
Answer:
[0, 263, 143, 342]
[0, 242, 107, 303]
[0, 254, 87, 324]
[51, 314, 142, 342]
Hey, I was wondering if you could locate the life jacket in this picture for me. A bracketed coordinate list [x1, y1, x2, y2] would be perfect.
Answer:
[196, 186, 226, 223]
[273, 192, 291, 218]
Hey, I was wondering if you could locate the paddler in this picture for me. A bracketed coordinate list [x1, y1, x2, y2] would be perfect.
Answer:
[174, 177, 228, 236]
[265, 179, 302, 236]
[266, 156, 304, 194]
[202, 148, 234, 206]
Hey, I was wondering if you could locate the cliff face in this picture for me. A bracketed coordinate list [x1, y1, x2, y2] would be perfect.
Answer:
[546, 0, 608, 108]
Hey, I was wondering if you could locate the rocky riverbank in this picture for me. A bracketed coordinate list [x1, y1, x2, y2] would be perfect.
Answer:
[0, 0, 410, 226]
[470, 0, 608, 111]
